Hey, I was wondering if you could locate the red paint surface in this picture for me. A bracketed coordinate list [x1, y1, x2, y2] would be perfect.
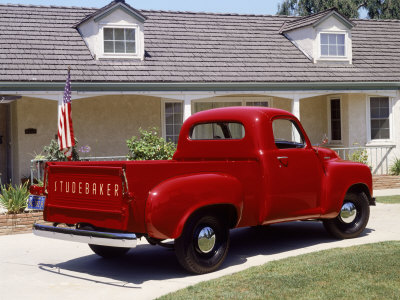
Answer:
[37, 107, 372, 239]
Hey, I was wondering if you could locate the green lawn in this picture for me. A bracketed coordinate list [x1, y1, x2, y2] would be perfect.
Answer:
[376, 195, 400, 204]
[160, 241, 400, 300]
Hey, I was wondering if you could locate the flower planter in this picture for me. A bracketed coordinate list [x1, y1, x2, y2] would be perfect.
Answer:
[0, 212, 52, 236]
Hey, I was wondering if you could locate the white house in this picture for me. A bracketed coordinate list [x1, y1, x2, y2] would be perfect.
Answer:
[0, 1, 399, 183]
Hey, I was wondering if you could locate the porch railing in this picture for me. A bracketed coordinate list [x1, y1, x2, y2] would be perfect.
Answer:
[329, 146, 396, 175]
[29, 146, 396, 182]
[30, 156, 127, 183]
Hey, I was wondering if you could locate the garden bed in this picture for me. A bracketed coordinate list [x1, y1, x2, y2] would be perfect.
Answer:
[373, 175, 400, 190]
[0, 212, 52, 236]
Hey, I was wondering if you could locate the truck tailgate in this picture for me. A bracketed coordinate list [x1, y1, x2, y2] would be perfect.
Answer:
[44, 165, 129, 231]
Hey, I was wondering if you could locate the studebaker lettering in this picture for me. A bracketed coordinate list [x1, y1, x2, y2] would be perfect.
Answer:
[30, 107, 375, 274]
[53, 181, 119, 197]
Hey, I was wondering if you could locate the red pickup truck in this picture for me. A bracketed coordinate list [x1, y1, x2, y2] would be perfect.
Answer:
[29, 107, 374, 274]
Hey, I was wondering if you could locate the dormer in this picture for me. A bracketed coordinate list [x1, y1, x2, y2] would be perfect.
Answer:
[74, 0, 146, 60]
[280, 8, 355, 64]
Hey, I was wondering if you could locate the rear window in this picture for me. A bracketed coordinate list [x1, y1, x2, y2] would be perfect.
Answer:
[190, 122, 245, 140]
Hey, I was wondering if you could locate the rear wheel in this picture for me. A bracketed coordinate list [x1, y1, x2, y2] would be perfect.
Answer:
[175, 214, 230, 274]
[323, 192, 370, 239]
[88, 244, 130, 259]
[79, 225, 130, 259]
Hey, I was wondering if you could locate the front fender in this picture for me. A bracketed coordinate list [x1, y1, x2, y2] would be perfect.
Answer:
[322, 160, 373, 217]
[145, 173, 243, 239]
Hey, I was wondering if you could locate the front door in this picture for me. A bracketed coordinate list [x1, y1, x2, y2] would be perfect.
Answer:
[0, 103, 10, 184]
[266, 117, 324, 222]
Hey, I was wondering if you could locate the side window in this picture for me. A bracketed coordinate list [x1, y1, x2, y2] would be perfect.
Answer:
[272, 118, 305, 149]
[191, 122, 245, 140]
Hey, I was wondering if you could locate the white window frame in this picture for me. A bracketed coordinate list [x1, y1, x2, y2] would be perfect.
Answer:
[161, 99, 184, 143]
[327, 96, 343, 145]
[317, 31, 350, 62]
[366, 95, 394, 145]
[99, 23, 140, 59]
[320, 32, 346, 57]
[244, 98, 271, 107]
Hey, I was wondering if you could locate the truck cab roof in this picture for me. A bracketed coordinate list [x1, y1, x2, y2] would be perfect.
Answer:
[173, 107, 301, 161]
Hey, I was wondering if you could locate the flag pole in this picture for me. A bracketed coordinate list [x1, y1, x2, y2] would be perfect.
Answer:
[57, 67, 75, 161]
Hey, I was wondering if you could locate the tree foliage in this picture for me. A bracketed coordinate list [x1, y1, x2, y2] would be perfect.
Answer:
[277, 0, 400, 19]
[126, 128, 176, 161]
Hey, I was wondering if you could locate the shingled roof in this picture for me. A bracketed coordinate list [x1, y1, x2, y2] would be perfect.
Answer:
[0, 3, 400, 84]
[279, 8, 355, 33]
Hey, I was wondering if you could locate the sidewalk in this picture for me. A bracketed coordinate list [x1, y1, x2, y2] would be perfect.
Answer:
[374, 188, 400, 197]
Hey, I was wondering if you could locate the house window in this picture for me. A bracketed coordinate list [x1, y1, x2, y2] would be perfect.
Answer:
[194, 101, 242, 113]
[193, 99, 271, 114]
[370, 97, 390, 140]
[320, 33, 345, 57]
[246, 101, 269, 107]
[330, 98, 341, 141]
[103, 27, 136, 54]
[164, 102, 183, 144]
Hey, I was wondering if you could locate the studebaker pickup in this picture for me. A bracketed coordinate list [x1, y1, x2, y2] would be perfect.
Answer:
[29, 107, 375, 274]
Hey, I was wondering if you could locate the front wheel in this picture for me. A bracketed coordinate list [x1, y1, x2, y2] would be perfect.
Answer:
[323, 192, 370, 239]
[175, 214, 230, 274]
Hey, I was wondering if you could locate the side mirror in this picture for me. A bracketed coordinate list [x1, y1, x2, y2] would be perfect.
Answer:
[320, 134, 328, 146]
[315, 134, 328, 154]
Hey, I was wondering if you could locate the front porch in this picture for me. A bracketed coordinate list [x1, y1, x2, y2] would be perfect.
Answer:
[3, 88, 399, 184]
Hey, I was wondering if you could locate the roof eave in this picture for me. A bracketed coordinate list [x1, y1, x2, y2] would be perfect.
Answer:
[93, 3, 147, 23]
[1, 81, 399, 92]
[313, 11, 355, 29]
[73, 1, 146, 29]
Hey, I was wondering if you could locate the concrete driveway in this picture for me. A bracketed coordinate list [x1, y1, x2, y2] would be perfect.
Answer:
[1, 203, 399, 300]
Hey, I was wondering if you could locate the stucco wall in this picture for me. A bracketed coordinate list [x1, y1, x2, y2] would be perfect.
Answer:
[347, 93, 367, 147]
[273, 97, 292, 112]
[73, 95, 161, 157]
[11, 95, 161, 183]
[11, 97, 58, 183]
[299, 95, 328, 145]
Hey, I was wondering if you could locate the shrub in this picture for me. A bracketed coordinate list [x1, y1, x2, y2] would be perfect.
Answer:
[43, 139, 79, 161]
[389, 157, 400, 175]
[348, 149, 369, 165]
[126, 128, 176, 160]
[0, 181, 30, 214]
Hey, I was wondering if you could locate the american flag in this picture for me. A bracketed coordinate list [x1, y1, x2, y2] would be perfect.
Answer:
[58, 68, 75, 160]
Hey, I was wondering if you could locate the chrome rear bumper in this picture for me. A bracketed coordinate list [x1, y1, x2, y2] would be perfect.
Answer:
[33, 224, 137, 248]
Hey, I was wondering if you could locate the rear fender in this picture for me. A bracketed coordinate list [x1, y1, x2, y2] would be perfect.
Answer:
[145, 173, 243, 239]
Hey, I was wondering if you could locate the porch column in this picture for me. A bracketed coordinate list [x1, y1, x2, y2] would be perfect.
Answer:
[291, 95, 300, 120]
[183, 95, 192, 121]
[291, 95, 301, 141]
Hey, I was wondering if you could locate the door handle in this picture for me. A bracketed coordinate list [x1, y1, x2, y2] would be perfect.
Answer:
[277, 156, 289, 167]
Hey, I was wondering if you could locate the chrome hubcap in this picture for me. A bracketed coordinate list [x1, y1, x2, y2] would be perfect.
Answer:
[197, 226, 216, 253]
[340, 202, 357, 223]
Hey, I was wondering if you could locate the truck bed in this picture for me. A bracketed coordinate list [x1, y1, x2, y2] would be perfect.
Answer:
[44, 159, 262, 234]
